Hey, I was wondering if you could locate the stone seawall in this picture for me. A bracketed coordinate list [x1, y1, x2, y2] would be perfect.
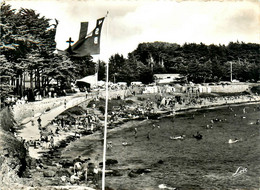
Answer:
[98, 89, 130, 99]
[210, 84, 249, 93]
[13, 94, 82, 124]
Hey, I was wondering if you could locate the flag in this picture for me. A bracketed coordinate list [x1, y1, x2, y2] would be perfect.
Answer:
[78, 22, 88, 40]
[68, 17, 105, 57]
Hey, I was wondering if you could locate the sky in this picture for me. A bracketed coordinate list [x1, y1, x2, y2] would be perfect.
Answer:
[6, 0, 260, 62]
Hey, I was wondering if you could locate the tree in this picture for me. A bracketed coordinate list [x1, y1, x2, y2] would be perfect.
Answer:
[0, 55, 15, 104]
[108, 54, 126, 82]
[70, 55, 96, 79]
[97, 60, 106, 81]
[0, 3, 61, 98]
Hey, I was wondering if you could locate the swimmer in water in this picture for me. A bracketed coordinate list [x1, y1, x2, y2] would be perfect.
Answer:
[147, 132, 150, 140]
[134, 128, 138, 138]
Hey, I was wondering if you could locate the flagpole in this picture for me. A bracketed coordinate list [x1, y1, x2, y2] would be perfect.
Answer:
[230, 61, 232, 82]
[102, 11, 109, 190]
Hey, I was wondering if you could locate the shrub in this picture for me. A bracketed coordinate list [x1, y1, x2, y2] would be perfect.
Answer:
[0, 107, 16, 132]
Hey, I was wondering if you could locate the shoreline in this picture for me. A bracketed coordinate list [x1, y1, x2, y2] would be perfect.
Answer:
[39, 95, 260, 158]
[160, 98, 260, 118]
[22, 95, 260, 159]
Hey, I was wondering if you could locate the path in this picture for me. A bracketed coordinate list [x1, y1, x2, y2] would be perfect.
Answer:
[17, 94, 88, 158]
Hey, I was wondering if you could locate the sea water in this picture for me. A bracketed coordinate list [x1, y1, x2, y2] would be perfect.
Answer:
[61, 103, 260, 190]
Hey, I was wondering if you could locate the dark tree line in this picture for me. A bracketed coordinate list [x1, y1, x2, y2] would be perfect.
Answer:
[105, 41, 260, 84]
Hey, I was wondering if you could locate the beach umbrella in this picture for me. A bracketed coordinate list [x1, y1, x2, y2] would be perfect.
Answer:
[160, 97, 166, 105]
[174, 84, 182, 89]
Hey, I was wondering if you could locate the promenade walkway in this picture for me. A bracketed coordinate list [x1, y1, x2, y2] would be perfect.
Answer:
[16, 93, 88, 158]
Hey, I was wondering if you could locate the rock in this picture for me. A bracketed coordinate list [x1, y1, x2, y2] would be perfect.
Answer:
[56, 169, 71, 177]
[128, 171, 138, 178]
[105, 187, 115, 190]
[147, 113, 161, 120]
[112, 169, 123, 176]
[59, 159, 74, 168]
[43, 170, 56, 177]
[99, 159, 118, 166]
[128, 168, 151, 178]
[3, 148, 9, 157]
[158, 160, 164, 164]
[59, 141, 68, 148]
[134, 168, 151, 174]
[107, 159, 118, 165]
[0, 157, 4, 165]
[84, 158, 91, 162]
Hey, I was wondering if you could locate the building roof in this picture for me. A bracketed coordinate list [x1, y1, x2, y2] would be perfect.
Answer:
[154, 74, 182, 79]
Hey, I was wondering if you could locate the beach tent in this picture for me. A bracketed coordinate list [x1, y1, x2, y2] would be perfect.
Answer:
[160, 97, 166, 106]
[76, 73, 97, 88]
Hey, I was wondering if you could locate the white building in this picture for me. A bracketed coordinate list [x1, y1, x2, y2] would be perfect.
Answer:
[154, 74, 183, 85]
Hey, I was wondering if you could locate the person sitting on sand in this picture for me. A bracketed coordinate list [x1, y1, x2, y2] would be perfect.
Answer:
[74, 155, 83, 163]
[55, 127, 59, 135]
[74, 162, 83, 176]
